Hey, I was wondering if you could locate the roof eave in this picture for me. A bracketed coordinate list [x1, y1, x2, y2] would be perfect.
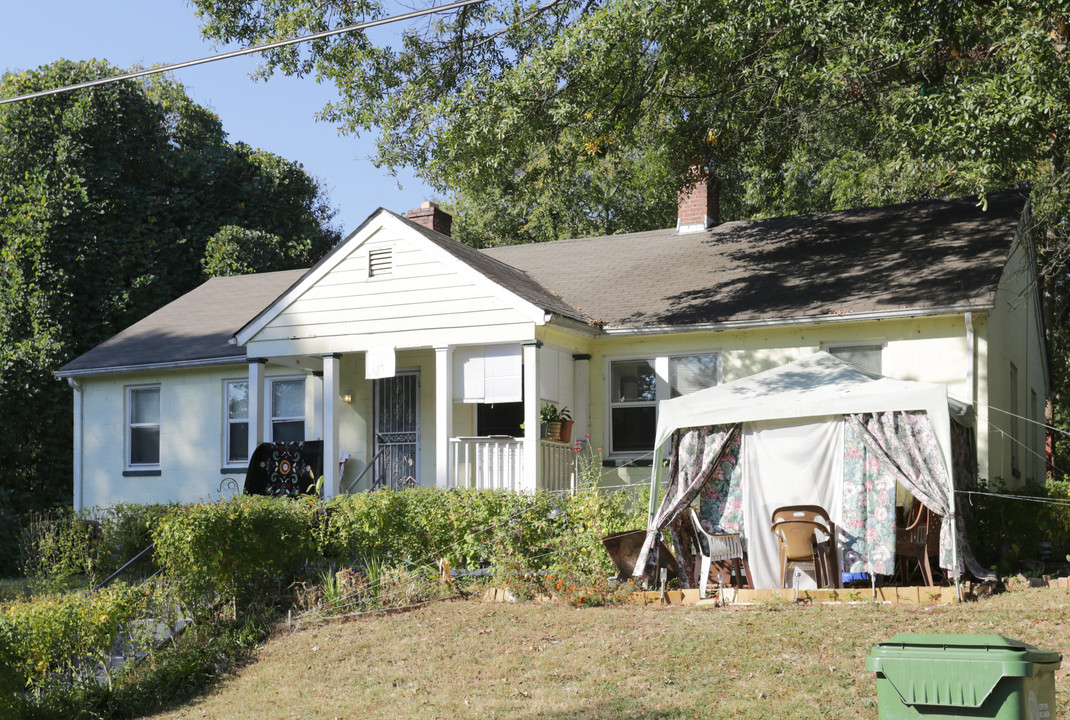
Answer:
[56, 355, 248, 379]
[600, 303, 996, 336]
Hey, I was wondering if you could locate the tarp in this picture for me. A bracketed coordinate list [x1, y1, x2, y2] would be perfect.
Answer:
[644, 352, 961, 591]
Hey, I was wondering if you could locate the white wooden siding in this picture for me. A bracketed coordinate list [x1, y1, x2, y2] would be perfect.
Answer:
[246, 236, 535, 356]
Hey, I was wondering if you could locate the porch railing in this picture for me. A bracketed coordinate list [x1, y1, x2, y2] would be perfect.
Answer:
[451, 436, 524, 490]
[540, 439, 579, 493]
[449, 437, 580, 492]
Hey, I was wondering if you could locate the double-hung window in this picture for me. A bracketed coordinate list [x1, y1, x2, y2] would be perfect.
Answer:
[127, 385, 160, 469]
[824, 343, 883, 375]
[270, 377, 306, 443]
[608, 353, 720, 457]
[224, 380, 249, 466]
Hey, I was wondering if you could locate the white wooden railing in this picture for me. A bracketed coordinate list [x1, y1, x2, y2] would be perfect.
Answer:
[449, 437, 579, 492]
[450, 437, 524, 490]
[540, 439, 579, 493]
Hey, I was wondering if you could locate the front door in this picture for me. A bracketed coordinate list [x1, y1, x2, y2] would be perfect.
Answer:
[373, 371, 420, 490]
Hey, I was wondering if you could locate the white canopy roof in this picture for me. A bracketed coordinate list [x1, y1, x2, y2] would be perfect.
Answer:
[654, 352, 954, 461]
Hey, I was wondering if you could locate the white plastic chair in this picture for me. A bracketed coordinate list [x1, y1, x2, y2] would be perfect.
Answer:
[689, 508, 745, 598]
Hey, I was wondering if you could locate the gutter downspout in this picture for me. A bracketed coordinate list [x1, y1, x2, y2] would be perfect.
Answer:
[67, 377, 83, 512]
[965, 312, 976, 409]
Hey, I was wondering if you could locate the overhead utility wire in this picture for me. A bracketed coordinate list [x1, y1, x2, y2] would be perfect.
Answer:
[0, 0, 489, 106]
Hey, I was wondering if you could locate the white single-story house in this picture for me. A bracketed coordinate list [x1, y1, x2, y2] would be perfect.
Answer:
[56, 184, 1049, 510]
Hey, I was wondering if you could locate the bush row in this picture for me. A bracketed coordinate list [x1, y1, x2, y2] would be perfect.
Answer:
[151, 486, 648, 614]
[20, 504, 173, 591]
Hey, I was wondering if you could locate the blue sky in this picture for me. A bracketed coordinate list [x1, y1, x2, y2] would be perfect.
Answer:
[1, 0, 437, 233]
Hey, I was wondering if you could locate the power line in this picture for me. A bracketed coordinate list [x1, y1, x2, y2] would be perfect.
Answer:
[0, 0, 489, 107]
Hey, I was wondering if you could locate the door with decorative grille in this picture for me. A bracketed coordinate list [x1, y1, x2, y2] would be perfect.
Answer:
[372, 371, 420, 490]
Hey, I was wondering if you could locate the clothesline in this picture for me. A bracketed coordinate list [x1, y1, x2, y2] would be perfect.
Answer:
[957, 489, 1070, 507]
[949, 392, 1070, 440]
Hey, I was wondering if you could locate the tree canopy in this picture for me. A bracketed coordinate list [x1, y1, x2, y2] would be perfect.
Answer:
[0, 60, 340, 525]
[191, 0, 1070, 471]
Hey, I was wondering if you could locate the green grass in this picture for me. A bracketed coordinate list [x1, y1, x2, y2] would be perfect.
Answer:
[140, 588, 1070, 720]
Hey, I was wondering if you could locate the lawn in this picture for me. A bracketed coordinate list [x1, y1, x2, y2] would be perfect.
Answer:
[143, 587, 1070, 720]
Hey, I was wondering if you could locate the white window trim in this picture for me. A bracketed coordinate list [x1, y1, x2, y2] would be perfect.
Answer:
[126, 384, 161, 471]
[267, 376, 307, 442]
[605, 352, 721, 459]
[224, 379, 249, 467]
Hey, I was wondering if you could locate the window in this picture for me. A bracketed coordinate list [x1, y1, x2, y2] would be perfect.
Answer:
[608, 354, 719, 456]
[1010, 363, 1019, 475]
[270, 378, 306, 443]
[127, 385, 160, 468]
[225, 380, 249, 465]
[825, 343, 883, 375]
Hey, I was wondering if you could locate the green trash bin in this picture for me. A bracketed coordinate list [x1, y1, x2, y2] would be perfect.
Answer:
[866, 634, 1061, 720]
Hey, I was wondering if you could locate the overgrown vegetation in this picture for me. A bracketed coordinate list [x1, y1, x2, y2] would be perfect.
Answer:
[963, 479, 1070, 575]
[2, 484, 648, 717]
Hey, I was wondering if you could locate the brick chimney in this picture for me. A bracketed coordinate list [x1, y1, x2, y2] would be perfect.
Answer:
[677, 168, 720, 234]
[407, 201, 453, 236]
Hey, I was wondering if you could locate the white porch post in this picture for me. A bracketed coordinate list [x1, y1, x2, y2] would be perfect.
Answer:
[248, 359, 266, 456]
[523, 341, 541, 492]
[321, 354, 341, 499]
[435, 345, 454, 488]
[573, 353, 591, 444]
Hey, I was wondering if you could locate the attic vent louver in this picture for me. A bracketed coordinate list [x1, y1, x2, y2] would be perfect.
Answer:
[369, 248, 392, 277]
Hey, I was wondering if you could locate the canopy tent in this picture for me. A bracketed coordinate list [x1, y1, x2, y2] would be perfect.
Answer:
[634, 352, 984, 594]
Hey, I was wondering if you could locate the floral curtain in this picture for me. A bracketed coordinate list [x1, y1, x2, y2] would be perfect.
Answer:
[841, 422, 897, 574]
[846, 411, 990, 579]
[632, 424, 740, 580]
[698, 429, 745, 536]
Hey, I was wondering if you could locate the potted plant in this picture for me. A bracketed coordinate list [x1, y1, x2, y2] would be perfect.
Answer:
[557, 407, 574, 443]
[539, 402, 573, 440]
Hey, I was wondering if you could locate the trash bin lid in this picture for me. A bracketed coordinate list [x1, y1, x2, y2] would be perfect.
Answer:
[876, 634, 1061, 665]
[866, 634, 1062, 709]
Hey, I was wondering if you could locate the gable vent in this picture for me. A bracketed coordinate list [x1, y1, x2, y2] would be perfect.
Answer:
[368, 248, 392, 277]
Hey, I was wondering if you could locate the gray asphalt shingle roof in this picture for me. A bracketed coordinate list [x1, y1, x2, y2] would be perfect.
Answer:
[58, 192, 1026, 375]
[482, 192, 1025, 328]
[58, 269, 306, 375]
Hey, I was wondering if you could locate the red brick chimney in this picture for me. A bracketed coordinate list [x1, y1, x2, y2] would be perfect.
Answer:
[677, 168, 720, 234]
[407, 201, 453, 236]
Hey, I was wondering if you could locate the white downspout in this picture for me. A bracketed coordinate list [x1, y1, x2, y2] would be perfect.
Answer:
[965, 312, 976, 409]
[67, 378, 83, 512]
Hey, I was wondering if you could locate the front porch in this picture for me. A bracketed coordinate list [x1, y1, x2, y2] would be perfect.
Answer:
[241, 341, 590, 495]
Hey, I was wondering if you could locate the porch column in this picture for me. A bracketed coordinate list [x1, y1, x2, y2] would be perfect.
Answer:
[523, 341, 541, 492]
[321, 354, 341, 499]
[573, 354, 591, 444]
[435, 345, 454, 487]
[247, 359, 266, 457]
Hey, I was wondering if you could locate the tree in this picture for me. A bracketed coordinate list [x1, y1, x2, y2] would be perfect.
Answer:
[0, 60, 340, 522]
[192, 0, 1070, 469]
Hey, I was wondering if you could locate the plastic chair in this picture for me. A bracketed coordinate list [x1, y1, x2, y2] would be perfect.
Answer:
[688, 508, 748, 597]
[770, 505, 839, 589]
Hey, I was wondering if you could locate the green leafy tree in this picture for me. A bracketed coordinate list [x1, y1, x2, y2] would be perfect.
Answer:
[191, 0, 1070, 467]
[202, 225, 314, 276]
[0, 60, 340, 524]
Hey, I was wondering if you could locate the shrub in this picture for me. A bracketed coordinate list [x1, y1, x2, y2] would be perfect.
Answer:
[964, 478, 1070, 573]
[1, 582, 156, 694]
[152, 495, 317, 614]
[19, 509, 102, 591]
